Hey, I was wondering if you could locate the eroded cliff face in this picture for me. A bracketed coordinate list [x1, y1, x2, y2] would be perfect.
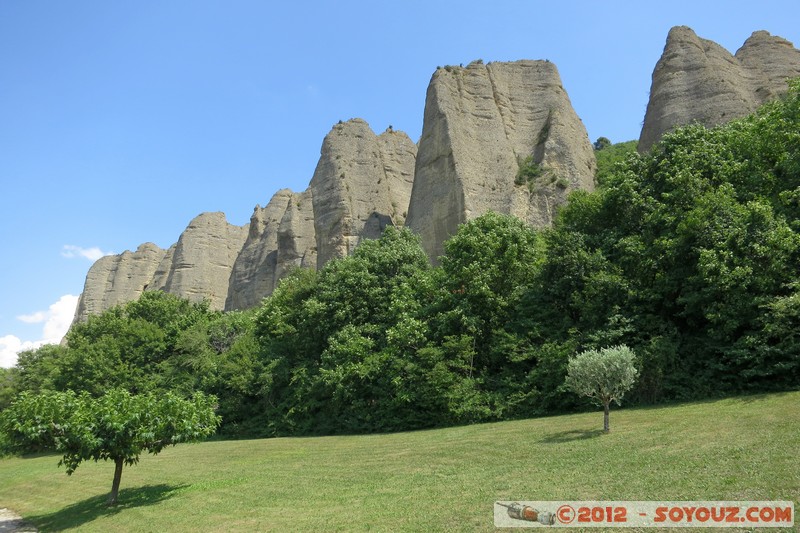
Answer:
[405, 60, 596, 260]
[73, 27, 800, 324]
[72, 243, 167, 322]
[158, 212, 249, 310]
[72, 213, 248, 323]
[638, 27, 800, 152]
[73, 120, 416, 321]
[224, 119, 417, 310]
[310, 119, 417, 267]
[225, 190, 294, 310]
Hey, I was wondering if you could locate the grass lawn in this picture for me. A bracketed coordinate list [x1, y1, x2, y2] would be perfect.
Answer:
[1, 391, 798, 532]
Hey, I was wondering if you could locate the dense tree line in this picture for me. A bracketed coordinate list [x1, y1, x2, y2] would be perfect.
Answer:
[3, 82, 799, 438]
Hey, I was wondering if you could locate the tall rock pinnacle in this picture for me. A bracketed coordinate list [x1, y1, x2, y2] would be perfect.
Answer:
[310, 119, 417, 267]
[405, 60, 596, 260]
[638, 27, 800, 152]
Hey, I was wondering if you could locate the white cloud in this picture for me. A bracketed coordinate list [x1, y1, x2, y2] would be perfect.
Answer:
[62, 245, 113, 261]
[42, 295, 79, 342]
[1, 294, 80, 369]
[17, 311, 47, 323]
[0, 335, 35, 368]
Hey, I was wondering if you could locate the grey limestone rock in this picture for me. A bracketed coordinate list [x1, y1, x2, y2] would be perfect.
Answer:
[310, 118, 417, 268]
[736, 30, 800, 103]
[275, 189, 317, 281]
[72, 213, 248, 325]
[226, 190, 294, 310]
[405, 60, 596, 260]
[72, 120, 416, 323]
[72, 242, 167, 323]
[638, 27, 800, 152]
[160, 212, 249, 310]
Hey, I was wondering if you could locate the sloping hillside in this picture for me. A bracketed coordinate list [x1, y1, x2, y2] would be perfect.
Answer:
[1, 391, 797, 532]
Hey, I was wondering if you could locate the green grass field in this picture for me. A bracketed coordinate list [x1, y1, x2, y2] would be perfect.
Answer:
[1, 391, 798, 532]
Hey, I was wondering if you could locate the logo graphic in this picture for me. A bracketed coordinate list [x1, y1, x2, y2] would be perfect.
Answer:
[496, 502, 556, 525]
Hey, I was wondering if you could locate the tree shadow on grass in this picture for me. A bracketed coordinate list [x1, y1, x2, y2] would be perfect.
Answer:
[25, 484, 187, 532]
[540, 429, 606, 443]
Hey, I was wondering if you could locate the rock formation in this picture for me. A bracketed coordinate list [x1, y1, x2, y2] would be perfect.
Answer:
[157, 212, 249, 310]
[276, 190, 317, 279]
[226, 190, 294, 310]
[638, 27, 800, 152]
[73, 213, 248, 323]
[72, 27, 800, 325]
[310, 119, 417, 267]
[224, 119, 416, 310]
[405, 60, 596, 260]
[73, 120, 416, 321]
[72, 243, 167, 322]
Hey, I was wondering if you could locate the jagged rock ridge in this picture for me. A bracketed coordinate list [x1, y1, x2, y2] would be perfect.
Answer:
[72, 242, 167, 321]
[73, 213, 248, 323]
[73, 28, 800, 325]
[73, 120, 417, 322]
[406, 60, 597, 260]
[638, 27, 800, 152]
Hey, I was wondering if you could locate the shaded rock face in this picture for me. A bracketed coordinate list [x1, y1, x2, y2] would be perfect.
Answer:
[310, 119, 417, 268]
[225, 119, 415, 309]
[405, 60, 596, 260]
[225, 188, 319, 310]
[226, 190, 294, 310]
[275, 189, 317, 281]
[639, 27, 800, 152]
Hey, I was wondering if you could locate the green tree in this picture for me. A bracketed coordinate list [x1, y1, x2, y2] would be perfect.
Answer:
[59, 291, 213, 395]
[593, 136, 611, 150]
[0, 388, 220, 505]
[565, 345, 638, 432]
[437, 212, 543, 370]
[593, 139, 637, 185]
[0, 367, 17, 411]
[255, 227, 437, 434]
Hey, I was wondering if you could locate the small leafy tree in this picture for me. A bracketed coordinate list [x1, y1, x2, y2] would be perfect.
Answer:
[593, 136, 611, 150]
[565, 345, 638, 432]
[0, 388, 220, 505]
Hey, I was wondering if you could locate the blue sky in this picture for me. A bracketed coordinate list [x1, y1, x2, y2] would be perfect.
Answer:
[2, 1, 799, 367]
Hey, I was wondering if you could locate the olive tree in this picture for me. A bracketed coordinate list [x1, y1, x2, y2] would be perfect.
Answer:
[0, 388, 220, 505]
[565, 345, 638, 432]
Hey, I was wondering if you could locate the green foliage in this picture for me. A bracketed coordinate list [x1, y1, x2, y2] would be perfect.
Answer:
[8, 292, 256, 436]
[0, 388, 219, 504]
[594, 139, 637, 186]
[60, 291, 213, 395]
[565, 345, 639, 407]
[514, 155, 544, 190]
[565, 345, 638, 431]
[256, 226, 439, 434]
[593, 136, 611, 150]
[8, 83, 800, 439]
[0, 367, 16, 412]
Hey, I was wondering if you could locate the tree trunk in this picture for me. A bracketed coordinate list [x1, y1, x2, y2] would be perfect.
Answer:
[603, 402, 610, 433]
[108, 457, 124, 506]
